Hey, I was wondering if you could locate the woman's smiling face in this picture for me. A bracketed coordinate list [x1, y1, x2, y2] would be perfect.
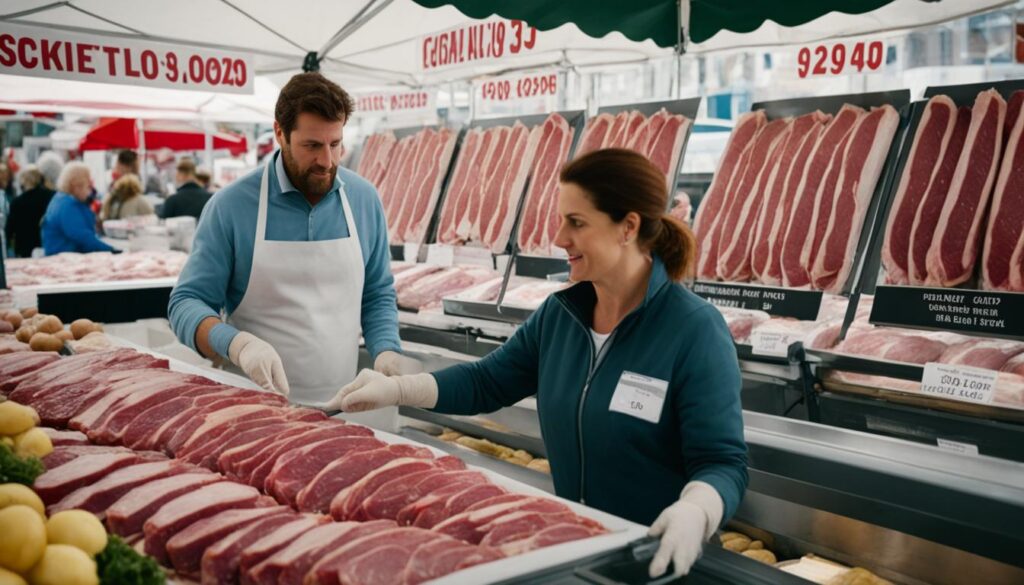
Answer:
[552, 182, 633, 283]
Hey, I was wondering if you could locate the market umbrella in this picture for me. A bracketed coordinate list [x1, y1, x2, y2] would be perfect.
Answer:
[411, 0, 1014, 51]
[79, 118, 248, 156]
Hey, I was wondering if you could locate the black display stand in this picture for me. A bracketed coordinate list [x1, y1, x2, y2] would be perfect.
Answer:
[36, 286, 173, 323]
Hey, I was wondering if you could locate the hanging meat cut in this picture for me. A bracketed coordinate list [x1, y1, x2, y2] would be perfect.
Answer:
[516, 114, 576, 256]
[982, 89, 1024, 291]
[882, 95, 957, 284]
[811, 105, 900, 292]
[926, 89, 1006, 287]
[354, 131, 397, 187]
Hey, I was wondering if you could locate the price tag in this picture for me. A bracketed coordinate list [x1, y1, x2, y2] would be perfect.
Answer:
[608, 371, 668, 424]
[403, 243, 421, 263]
[453, 246, 495, 269]
[796, 40, 885, 78]
[425, 244, 455, 267]
[920, 363, 998, 405]
[750, 331, 793, 358]
[936, 438, 979, 456]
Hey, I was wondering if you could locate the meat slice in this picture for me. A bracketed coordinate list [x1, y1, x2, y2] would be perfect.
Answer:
[356, 131, 397, 186]
[0, 351, 59, 382]
[265, 435, 385, 505]
[439, 483, 508, 519]
[180, 408, 326, 468]
[576, 113, 614, 155]
[247, 520, 394, 585]
[331, 457, 443, 521]
[143, 481, 267, 563]
[41, 444, 151, 469]
[498, 522, 606, 555]
[218, 424, 322, 479]
[431, 497, 575, 544]
[169, 404, 283, 455]
[982, 90, 1024, 291]
[0, 338, 30, 356]
[358, 469, 485, 523]
[399, 476, 492, 528]
[694, 111, 767, 279]
[106, 472, 223, 536]
[478, 510, 588, 547]
[644, 110, 691, 195]
[305, 526, 440, 585]
[167, 506, 292, 578]
[780, 105, 863, 287]
[237, 515, 328, 580]
[811, 105, 900, 292]
[401, 129, 458, 245]
[750, 111, 829, 283]
[518, 115, 573, 256]
[49, 460, 191, 517]
[34, 452, 145, 504]
[882, 95, 957, 284]
[39, 427, 89, 446]
[939, 339, 1024, 370]
[70, 370, 208, 433]
[242, 424, 377, 490]
[1001, 353, 1024, 376]
[200, 513, 299, 585]
[715, 118, 793, 281]
[402, 539, 504, 584]
[295, 444, 434, 514]
[926, 89, 1007, 286]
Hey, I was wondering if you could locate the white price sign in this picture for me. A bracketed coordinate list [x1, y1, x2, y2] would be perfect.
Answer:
[920, 363, 998, 405]
[403, 243, 421, 263]
[936, 438, 979, 456]
[0, 22, 252, 93]
[355, 90, 436, 118]
[425, 244, 455, 267]
[796, 40, 885, 78]
[750, 331, 793, 358]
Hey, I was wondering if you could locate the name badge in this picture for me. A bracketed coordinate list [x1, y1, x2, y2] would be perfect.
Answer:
[608, 371, 668, 424]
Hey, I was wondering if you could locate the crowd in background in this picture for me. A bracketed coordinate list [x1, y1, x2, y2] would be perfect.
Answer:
[1, 149, 214, 258]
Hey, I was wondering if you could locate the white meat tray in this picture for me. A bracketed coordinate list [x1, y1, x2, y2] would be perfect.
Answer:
[109, 338, 648, 584]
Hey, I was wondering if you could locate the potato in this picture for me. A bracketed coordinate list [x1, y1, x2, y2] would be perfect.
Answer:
[720, 532, 747, 544]
[0, 505, 47, 573]
[747, 540, 764, 550]
[46, 510, 108, 556]
[722, 535, 751, 552]
[0, 321, 12, 334]
[0, 402, 36, 436]
[54, 330, 74, 343]
[0, 567, 27, 585]
[69, 319, 99, 341]
[2, 311, 22, 329]
[19, 307, 37, 319]
[35, 316, 63, 335]
[0, 484, 45, 518]
[13, 427, 53, 459]
[29, 332, 64, 353]
[742, 549, 777, 564]
[26, 544, 97, 585]
[14, 327, 34, 343]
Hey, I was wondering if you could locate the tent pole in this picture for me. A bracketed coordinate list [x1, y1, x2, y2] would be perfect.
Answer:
[139, 118, 147, 187]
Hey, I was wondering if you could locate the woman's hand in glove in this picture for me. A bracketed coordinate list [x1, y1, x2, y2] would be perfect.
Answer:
[648, 481, 724, 578]
[325, 369, 438, 412]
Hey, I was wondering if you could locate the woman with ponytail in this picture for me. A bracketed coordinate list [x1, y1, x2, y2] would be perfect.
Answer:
[330, 149, 746, 578]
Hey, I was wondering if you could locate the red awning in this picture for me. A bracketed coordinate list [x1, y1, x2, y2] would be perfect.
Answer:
[79, 118, 248, 156]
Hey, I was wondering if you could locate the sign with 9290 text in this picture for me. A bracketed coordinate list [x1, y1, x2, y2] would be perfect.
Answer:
[796, 40, 884, 78]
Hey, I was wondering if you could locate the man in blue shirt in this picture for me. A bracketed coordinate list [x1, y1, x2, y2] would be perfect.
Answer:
[168, 73, 415, 404]
[41, 162, 117, 255]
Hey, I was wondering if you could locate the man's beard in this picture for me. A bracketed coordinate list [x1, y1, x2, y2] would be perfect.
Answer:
[281, 145, 337, 200]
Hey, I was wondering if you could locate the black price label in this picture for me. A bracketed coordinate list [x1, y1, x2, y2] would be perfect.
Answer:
[871, 285, 1024, 339]
[690, 281, 823, 320]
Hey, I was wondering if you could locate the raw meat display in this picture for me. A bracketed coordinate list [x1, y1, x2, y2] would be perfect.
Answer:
[516, 114, 577, 256]
[396, 265, 498, 311]
[576, 108, 693, 196]
[982, 89, 1024, 291]
[1, 346, 610, 583]
[355, 131, 397, 188]
[4, 250, 187, 287]
[926, 89, 1006, 286]
[500, 278, 572, 309]
[882, 95, 957, 284]
[372, 128, 459, 245]
[436, 116, 548, 253]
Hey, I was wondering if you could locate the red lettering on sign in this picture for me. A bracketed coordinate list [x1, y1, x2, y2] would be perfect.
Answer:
[0, 34, 14, 67]
[102, 46, 119, 75]
[76, 43, 96, 74]
[123, 48, 140, 77]
[18, 37, 38, 69]
[40, 39, 61, 71]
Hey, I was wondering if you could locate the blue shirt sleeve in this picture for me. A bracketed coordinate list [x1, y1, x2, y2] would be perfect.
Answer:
[431, 304, 543, 414]
[353, 181, 401, 359]
[61, 201, 114, 253]
[167, 194, 239, 358]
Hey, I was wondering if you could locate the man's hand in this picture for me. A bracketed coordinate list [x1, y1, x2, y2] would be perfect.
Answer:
[228, 332, 290, 396]
[373, 351, 423, 376]
[325, 369, 437, 412]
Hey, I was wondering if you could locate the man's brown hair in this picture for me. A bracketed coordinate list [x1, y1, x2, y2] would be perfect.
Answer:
[275, 73, 355, 140]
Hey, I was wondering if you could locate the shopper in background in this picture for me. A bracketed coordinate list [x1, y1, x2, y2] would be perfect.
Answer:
[41, 162, 117, 255]
[195, 168, 212, 191]
[36, 151, 63, 192]
[100, 174, 153, 221]
[169, 72, 413, 402]
[111, 149, 139, 182]
[330, 148, 747, 578]
[160, 157, 212, 220]
[5, 166, 56, 258]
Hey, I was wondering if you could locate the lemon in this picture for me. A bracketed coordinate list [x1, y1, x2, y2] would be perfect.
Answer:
[45, 511, 107, 557]
[0, 505, 46, 573]
[0, 484, 45, 518]
[27, 545, 97, 585]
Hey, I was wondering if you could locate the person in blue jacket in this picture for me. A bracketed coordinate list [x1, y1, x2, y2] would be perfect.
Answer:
[168, 72, 416, 404]
[41, 162, 116, 255]
[330, 148, 748, 578]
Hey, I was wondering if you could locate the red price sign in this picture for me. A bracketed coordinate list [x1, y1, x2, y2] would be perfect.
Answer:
[479, 73, 558, 102]
[796, 41, 884, 78]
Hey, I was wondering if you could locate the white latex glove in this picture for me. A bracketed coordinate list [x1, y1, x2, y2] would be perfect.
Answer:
[648, 481, 724, 578]
[228, 332, 290, 396]
[374, 350, 424, 376]
[325, 369, 437, 412]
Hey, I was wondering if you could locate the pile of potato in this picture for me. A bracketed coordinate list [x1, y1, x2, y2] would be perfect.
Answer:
[720, 531, 778, 564]
[6, 310, 103, 353]
[437, 429, 551, 473]
[0, 402, 51, 460]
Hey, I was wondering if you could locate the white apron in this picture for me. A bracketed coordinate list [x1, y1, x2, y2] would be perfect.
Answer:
[227, 164, 363, 405]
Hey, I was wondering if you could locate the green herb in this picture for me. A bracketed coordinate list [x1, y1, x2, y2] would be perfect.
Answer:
[0, 441, 44, 485]
[96, 535, 165, 585]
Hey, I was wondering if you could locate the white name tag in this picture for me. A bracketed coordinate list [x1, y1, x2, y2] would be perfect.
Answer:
[608, 371, 668, 424]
